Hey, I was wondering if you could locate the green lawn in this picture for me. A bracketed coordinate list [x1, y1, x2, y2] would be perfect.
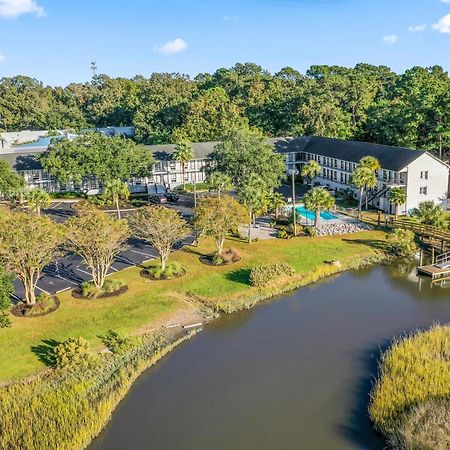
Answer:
[0, 230, 385, 381]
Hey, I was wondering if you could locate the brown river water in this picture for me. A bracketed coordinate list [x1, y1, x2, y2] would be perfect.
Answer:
[90, 263, 450, 450]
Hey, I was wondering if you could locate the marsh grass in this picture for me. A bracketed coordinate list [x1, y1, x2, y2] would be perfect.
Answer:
[369, 325, 450, 448]
[0, 331, 196, 450]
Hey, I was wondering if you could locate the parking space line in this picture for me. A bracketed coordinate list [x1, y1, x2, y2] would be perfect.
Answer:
[127, 249, 156, 257]
[35, 285, 50, 294]
[76, 267, 92, 276]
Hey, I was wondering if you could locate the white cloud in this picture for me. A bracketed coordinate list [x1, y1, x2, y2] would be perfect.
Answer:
[223, 15, 239, 21]
[441, 0, 450, 3]
[0, 53, 4, 62]
[408, 24, 426, 32]
[154, 38, 188, 54]
[383, 34, 398, 44]
[0, 0, 45, 18]
[433, 14, 450, 33]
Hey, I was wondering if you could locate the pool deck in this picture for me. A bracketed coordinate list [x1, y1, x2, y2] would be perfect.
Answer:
[291, 206, 358, 227]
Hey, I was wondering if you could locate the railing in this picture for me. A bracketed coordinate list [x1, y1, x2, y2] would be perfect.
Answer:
[435, 252, 450, 268]
[390, 219, 450, 242]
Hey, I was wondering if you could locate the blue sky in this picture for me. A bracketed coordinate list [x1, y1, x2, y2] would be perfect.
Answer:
[1, 0, 450, 86]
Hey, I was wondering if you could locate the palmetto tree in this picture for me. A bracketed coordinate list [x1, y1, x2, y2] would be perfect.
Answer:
[173, 141, 194, 190]
[301, 160, 321, 187]
[411, 200, 444, 227]
[206, 172, 233, 198]
[303, 187, 334, 227]
[351, 166, 377, 215]
[238, 174, 268, 243]
[103, 179, 130, 219]
[269, 192, 286, 220]
[26, 188, 51, 216]
[388, 187, 406, 220]
[359, 156, 381, 171]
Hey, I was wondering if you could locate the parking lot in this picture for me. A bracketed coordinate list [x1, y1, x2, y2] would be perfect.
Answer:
[12, 197, 196, 301]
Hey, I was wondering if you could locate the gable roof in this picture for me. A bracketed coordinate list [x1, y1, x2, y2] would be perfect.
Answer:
[302, 136, 426, 171]
[0, 135, 443, 174]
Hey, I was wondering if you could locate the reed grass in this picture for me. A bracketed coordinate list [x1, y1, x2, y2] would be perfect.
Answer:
[0, 331, 196, 450]
[369, 325, 450, 448]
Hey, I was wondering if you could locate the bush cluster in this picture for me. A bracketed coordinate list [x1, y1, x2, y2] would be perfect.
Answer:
[99, 330, 141, 354]
[369, 325, 450, 448]
[386, 228, 417, 258]
[54, 337, 94, 369]
[249, 263, 295, 287]
[148, 261, 184, 279]
[81, 279, 125, 298]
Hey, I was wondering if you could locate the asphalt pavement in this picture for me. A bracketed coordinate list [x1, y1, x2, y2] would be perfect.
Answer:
[12, 197, 196, 301]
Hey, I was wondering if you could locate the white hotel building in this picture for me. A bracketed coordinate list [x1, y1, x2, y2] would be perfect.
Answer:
[1, 132, 448, 215]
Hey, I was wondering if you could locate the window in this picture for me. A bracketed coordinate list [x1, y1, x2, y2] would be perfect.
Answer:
[419, 186, 428, 195]
[420, 171, 429, 180]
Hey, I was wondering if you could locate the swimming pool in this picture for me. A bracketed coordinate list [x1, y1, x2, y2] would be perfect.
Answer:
[296, 205, 338, 221]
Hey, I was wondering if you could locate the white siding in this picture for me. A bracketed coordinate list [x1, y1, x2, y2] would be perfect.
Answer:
[404, 153, 449, 212]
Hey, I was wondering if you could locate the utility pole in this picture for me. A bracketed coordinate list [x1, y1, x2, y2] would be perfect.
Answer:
[290, 168, 298, 236]
[91, 61, 97, 78]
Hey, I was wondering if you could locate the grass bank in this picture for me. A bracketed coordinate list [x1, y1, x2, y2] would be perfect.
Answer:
[0, 331, 196, 450]
[369, 325, 450, 449]
[0, 230, 386, 382]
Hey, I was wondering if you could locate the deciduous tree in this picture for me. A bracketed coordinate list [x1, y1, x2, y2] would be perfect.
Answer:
[129, 206, 190, 271]
[194, 195, 246, 254]
[0, 212, 64, 304]
[65, 208, 129, 289]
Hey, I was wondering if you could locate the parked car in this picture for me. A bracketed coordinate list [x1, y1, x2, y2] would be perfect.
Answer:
[164, 192, 179, 202]
[148, 194, 167, 204]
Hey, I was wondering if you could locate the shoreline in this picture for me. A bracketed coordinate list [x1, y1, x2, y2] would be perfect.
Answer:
[0, 235, 386, 449]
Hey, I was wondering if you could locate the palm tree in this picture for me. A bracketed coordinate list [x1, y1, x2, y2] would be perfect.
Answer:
[103, 179, 129, 219]
[26, 188, 51, 216]
[173, 141, 194, 190]
[358, 156, 380, 209]
[269, 192, 286, 220]
[411, 201, 444, 227]
[388, 187, 406, 220]
[206, 172, 233, 198]
[301, 160, 321, 188]
[303, 187, 334, 227]
[359, 156, 381, 171]
[238, 174, 268, 243]
[351, 166, 377, 215]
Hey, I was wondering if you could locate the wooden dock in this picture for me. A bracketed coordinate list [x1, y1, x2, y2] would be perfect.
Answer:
[418, 264, 450, 280]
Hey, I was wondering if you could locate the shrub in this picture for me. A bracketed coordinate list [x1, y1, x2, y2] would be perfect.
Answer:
[212, 254, 224, 265]
[0, 266, 13, 328]
[99, 330, 140, 354]
[0, 312, 10, 328]
[386, 228, 417, 258]
[53, 337, 94, 369]
[369, 326, 450, 446]
[81, 281, 102, 298]
[249, 263, 295, 287]
[304, 226, 317, 237]
[220, 248, 241, 264]
[147, 261, 183, 279]
[21, 294, 59, 317]
[277, 229, 291, 239]
[81, 279, 125, 298]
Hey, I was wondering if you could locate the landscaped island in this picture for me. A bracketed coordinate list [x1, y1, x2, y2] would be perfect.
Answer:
[0, 231, 385, 449]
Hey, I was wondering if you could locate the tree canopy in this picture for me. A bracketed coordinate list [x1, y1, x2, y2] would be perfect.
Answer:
[3, 63, 450, 159]
[39, 133, 153, 185]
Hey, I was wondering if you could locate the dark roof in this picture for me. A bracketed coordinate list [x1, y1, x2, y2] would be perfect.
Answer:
[303, 136, 425, 171]
[0, 150, 42, 171]
[0, 135, 435, 173]
[145, 141, 220, 161]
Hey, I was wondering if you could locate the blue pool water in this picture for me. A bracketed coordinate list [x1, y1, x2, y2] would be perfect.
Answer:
[296, 205, 337, 221]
